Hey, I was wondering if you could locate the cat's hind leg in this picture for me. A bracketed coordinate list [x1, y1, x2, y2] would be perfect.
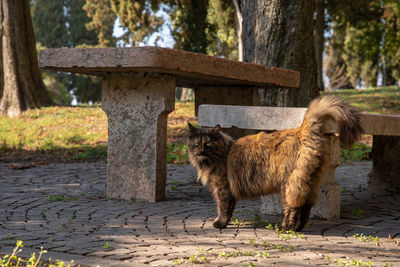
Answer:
[212, 184, 236, 229]
[280, 175, 320, 231]
[280, 189, 307, 231]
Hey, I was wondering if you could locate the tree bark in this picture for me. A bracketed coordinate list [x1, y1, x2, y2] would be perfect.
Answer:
[314, 0, 324, 91]
[0, 0, 53, 117]
[241, 0, 319, 107]
[368, 135, 400, 192]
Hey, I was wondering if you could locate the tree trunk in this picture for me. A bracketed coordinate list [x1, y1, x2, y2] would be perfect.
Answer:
[368, 135, 400, 192]
[0, 0, 53, 117]
[314, 0, 324, 91]
[232, 0, 243, 61]
[241, 0, 319, 107]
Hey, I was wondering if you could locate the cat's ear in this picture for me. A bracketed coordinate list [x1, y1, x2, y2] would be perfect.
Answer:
[188, 122, 198, 134]
[213, 124, 221, 133]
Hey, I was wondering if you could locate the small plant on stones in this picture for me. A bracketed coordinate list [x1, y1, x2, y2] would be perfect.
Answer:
[262, 241, 293, 252]
[46, 194, 78, 202]
[351, 208, 365, 216]
[265, 223, 304, 240]
[218, 250, 268, 259]
[173, 247, 210, 264]
[252, 215, 267, 227]
[353, 233, 379, 245]
[173, 247, 268, 265]
[0, 240, 73, 267]
[103, 243, 111, 250]
[232, 216, 244, 227]
[324, 255, 373, 267]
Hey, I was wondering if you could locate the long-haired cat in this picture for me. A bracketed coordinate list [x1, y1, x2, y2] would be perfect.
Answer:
[188, 95, 363, 231]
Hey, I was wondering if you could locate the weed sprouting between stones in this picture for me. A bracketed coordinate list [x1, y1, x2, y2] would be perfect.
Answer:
[46, 195, 78, 202]
[172, 247, 269, 265]
[353, 233, 380, 245]
[351, 208, 365, 216]
[324, 254, 374, 267]
[103, 243, 111, 250]
[0, 240, 73, 267]
[265, 223, 304, 240]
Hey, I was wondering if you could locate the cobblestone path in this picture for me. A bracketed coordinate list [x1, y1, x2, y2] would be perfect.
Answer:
[0, 162, 399, 266]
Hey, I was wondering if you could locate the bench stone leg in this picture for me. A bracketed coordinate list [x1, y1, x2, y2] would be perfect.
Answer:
[368, 135, 400, 191]
[260, 135, 341, 219]
[102, 73, 175, 202]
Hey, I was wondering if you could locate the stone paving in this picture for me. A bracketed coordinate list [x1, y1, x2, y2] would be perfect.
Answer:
[0, 161, 399, 267]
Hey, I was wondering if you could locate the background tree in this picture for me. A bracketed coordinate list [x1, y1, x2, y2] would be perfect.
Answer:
[383, 0, 400, 86]
[32, 0, 104, 104]
[32, 0, 69, 48]
[84, 0, 117, 47]
[241, 0, 319, 107]
[169, 0, 209, 53]
[110, 0, 164, 46]
[67, 0, 98, 46]
[0, 0, 53, 117]
[325, 0, 400, 90]
[32, 0, 72, 104]
[314, 0, 325, 91]
[207, 0, 238, 59]
[66, 0, 102, 103]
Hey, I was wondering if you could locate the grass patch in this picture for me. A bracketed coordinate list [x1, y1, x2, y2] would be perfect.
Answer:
[1, 88, 398, 163]
[0, 102, 194, 163]
[167, 143, 188, 164]
[323, 86, 400, 114]
[341, 143, 371, 163]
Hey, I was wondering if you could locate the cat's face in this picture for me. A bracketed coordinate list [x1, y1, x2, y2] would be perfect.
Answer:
[187, 123, 222, 162]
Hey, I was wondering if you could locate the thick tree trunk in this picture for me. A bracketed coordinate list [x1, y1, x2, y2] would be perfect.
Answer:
[368, 135, 400, 192]
[241, 0, 319, 107]
[0, 0, 53, 117]
[314, 0, 324, 91]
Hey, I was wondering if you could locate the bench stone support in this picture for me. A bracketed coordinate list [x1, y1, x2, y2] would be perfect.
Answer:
[260, 135, 341, 219]
[195, 86, 260, 138]
[368, 135, 400, 191]
[102, 73, 175, 202]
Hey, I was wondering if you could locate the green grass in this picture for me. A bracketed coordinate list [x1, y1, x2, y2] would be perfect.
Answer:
[167, 143, 188, 164]
[340, 143, 371, 163]
[1, 87, 399, 163]
[0, 102, 194, 163]
[323, 86, 400, 114]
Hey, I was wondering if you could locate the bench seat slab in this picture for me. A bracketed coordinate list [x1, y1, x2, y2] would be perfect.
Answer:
[102, 73, 175, 202]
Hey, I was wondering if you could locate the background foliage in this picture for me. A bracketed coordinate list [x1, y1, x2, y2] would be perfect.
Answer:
[30, 0, 400, 102]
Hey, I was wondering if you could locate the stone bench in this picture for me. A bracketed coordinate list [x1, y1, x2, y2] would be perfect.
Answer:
[198, 104, 400, 219]
[39, 47, 299, 202]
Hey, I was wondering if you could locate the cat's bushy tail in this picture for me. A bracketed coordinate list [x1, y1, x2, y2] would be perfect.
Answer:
[285, 95, 364, 208]
[301, 95, 363, 147]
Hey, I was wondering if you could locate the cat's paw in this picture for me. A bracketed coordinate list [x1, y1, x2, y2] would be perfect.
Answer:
[279, 221, 303, 232]
[213, 219, 228, 229]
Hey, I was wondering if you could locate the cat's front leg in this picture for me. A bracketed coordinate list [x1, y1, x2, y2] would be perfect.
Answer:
[212, 184, 236, 229]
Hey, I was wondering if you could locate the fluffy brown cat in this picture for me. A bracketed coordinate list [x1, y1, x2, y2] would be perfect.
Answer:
[188, 95, 363, 231]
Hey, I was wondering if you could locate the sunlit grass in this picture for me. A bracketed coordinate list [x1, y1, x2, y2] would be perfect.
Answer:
[0, 102, 194, 163]
[1, 87, 398, 163]
[323, 86, 400, 114]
